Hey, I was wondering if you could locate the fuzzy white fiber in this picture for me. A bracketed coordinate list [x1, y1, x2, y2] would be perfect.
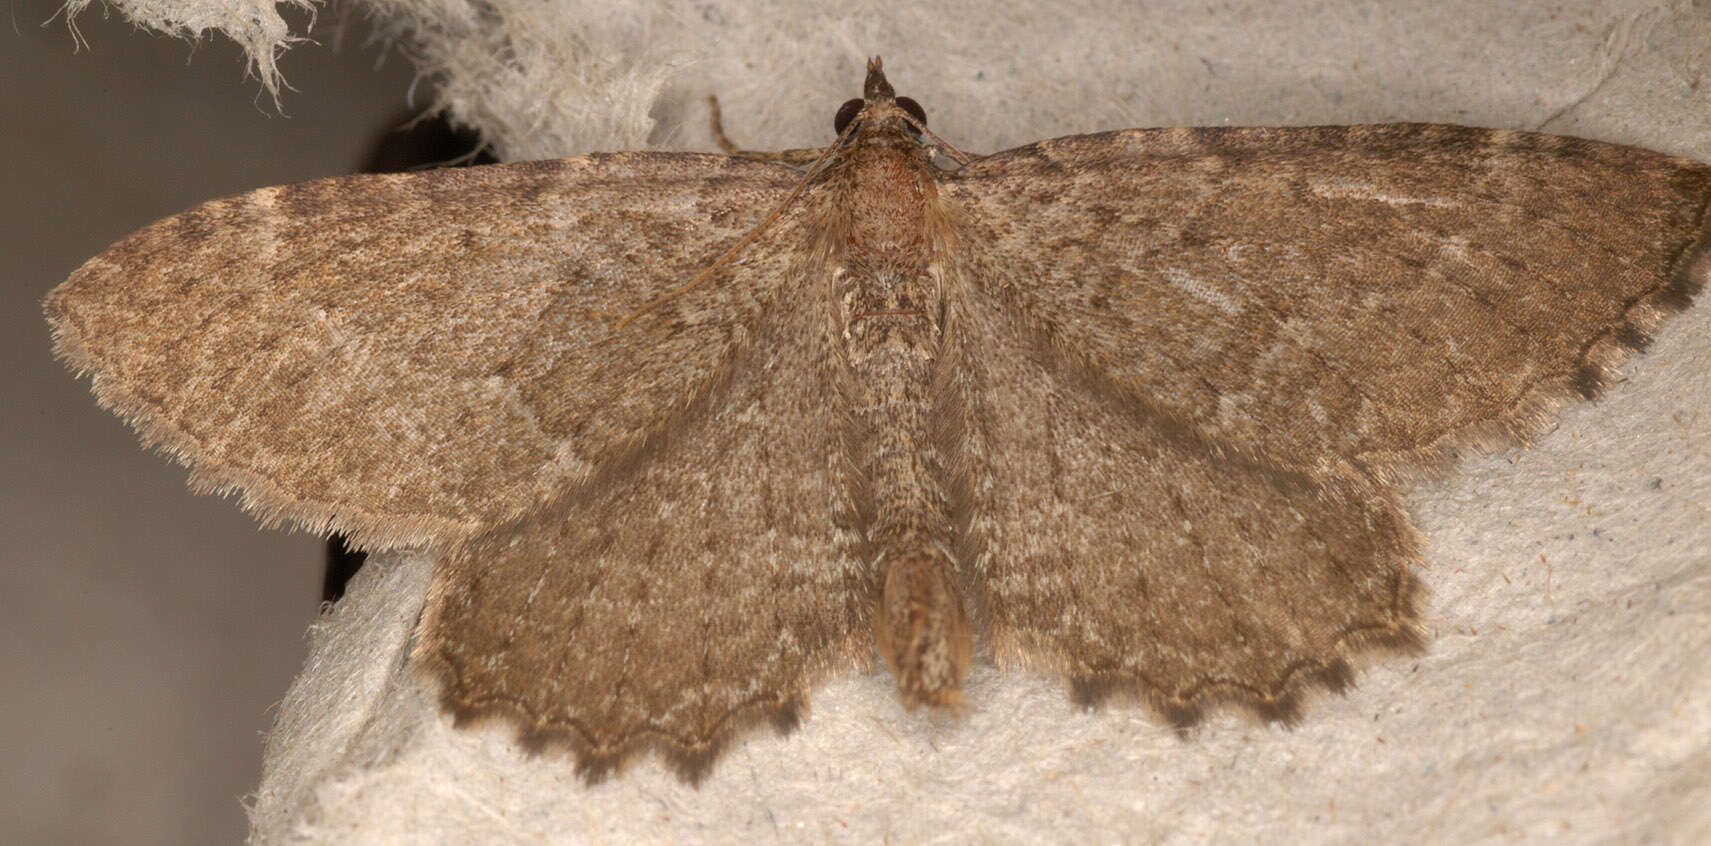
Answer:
[80, 0, 1711, 842]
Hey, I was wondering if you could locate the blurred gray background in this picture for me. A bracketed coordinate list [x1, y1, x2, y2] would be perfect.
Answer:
[5, 2, 416, 841]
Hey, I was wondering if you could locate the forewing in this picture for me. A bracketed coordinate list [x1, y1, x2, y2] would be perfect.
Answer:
[414, 282, 869, 783]
[942, 125, 1711, 476]
[47, 154, 801, 546]
[946, 286, 1423, 724]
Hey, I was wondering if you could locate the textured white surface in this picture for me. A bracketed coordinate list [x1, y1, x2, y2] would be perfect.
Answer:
[77, 0, 1711, 842]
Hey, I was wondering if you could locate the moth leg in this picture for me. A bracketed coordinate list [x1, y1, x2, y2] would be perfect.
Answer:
[707, 95, 828, 166]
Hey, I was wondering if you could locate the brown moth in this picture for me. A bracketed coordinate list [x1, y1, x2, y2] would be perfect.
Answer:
[46, 58, 1710, 783]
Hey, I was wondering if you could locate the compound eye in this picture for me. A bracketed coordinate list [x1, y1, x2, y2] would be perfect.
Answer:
[896, 96, 927, 128]
[833, 98, 864, 134]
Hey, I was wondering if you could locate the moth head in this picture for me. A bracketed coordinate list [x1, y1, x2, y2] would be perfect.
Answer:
[834, 56, 928, 140]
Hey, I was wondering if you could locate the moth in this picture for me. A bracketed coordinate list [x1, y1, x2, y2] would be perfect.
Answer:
[47, 58, 1710, 783]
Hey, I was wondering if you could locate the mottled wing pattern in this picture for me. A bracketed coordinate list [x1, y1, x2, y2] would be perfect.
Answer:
[51, 83, 1711, 779]
[944, 125, 1711, 479]
[945, 285, 1424, 722]
[939, 124, 1709, 721]
[47, 154, 801, 546]
[416, 279, 870, 782]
